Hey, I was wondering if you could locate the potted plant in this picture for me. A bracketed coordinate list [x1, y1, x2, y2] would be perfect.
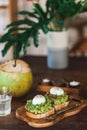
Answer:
[0, 0, 87, 68]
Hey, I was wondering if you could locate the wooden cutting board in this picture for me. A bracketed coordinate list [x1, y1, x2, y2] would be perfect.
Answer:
[16, 100, 87, 128]
[16, 87, 87, 128]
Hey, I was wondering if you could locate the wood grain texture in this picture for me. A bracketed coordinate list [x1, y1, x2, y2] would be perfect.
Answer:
[16, 100, 87, 128]
[0, 56, 87, 130]
[16, 86, 87, 128]
[36, 85, 79, 95]
[8, 0, 18, 22]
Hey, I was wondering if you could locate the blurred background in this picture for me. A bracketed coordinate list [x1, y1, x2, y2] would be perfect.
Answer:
[0, 0, 87, 57]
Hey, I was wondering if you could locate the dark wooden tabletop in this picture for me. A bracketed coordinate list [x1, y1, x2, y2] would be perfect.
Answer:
[0, 56, 87, 130]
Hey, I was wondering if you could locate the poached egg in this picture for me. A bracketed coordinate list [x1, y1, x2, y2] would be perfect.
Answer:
[50, 87, 64, 96]
[32, 95, 46, 105]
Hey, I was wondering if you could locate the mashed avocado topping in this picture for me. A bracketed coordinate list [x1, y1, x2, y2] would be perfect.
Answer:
[53, 94, 68, 105]
[25, 91, 68, 114]
[25, 96, 53, 114]
[45, 92, 68, 105]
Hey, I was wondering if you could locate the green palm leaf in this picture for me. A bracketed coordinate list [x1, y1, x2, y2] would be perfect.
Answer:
[0, 0, 87, 65]
[2, 42, 12, 57]
[17, 10, 39, 18]
[6, 19, 36, 28]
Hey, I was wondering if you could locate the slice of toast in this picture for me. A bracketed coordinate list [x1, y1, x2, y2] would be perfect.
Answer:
[54, 101, 69, 111]
[26, 107, 55, 119]
[26, 101, 69, 119]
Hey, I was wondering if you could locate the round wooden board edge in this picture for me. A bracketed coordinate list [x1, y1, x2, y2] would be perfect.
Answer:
[15, 101, 87, 128]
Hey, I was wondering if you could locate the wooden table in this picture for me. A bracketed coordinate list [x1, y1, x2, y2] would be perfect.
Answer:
[0, 56, 87, 130]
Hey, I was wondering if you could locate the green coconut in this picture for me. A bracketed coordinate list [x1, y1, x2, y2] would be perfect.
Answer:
[0, 59, 33, 97]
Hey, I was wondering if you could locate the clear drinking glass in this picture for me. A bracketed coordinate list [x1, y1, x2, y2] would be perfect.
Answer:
[0, 86, 12, 116]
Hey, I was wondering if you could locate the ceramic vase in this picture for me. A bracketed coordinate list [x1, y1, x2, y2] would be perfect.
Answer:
[47, 31, 69, 69]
